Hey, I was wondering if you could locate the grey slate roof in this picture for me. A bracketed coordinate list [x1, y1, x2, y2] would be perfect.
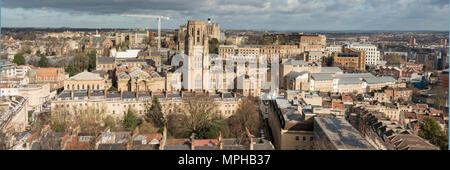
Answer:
[283, 59, 308, 65]
[314, 117, 375, 150]
[287, 71, 309, 79]
[339, 78, 363, 85]
[98, 57, 115, 63]
[122, 91, 136, 99]
[164, 145, 191, 150]
[335, 73, 375, 79]
[311, 73, 334, 81]
[321, 67, 342, 73]
[364, 76, 396, 84]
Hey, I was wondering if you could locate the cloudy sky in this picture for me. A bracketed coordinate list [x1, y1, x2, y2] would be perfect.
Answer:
[1, 0, 448, 31]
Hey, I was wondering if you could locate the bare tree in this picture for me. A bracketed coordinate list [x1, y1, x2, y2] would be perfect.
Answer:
[182, 97, 219, 138]
[228, 96, 261, 139]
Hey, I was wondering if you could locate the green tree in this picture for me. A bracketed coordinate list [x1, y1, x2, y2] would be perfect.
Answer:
[108, 86, 118, 92]
[205, 120, 233, 139]
[13, 53, 25, 65]
[65, 52, 89, 76]
[418, 117, 448, 150]
[39, 55, 49, 67]
[87, 50, 97, 71]
[104, 115, 116, 131]
[123, 108, 139, 131]
[145, 96, 166, 128]
[431, 86, 446, 110]
[208, 38, 219, 54]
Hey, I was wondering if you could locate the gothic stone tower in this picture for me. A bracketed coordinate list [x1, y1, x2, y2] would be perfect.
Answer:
[185, 20, 210, 91]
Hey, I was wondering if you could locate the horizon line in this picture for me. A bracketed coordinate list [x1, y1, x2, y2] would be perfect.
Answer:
[1, 27, 448, 33]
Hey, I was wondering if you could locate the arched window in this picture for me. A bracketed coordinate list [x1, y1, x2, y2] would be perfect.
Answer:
[77, 84, 80, 90]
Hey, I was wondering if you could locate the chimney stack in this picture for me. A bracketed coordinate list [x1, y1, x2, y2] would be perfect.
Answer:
[71, 88, 74, 100]
[218, 131, 223, 150]
[190, 133, 196, 150]
[159, 125, 167, 150]
[87, 88, 91, 99]
[104, 89, 108, 98]
[246, 128, 253, 150]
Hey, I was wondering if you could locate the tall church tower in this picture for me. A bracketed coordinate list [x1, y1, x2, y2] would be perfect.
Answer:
[185, 20, 210, 91]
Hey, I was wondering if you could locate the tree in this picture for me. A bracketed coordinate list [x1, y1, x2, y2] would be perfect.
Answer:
[39, 55, 49, 67]
[167, 114, 190, 138]
[418, 117, 448, 150]
[324, 56, 333, 66]
[145, 96, 166, 128]
[143, 36, 150, 45]
[431, 86, 446, 110]
[182, 97, 219, 139]
[65, 52, 89, 76]
[166, 97, 220, 139]
[50, 106, 107, 134]
[228, 96, 261, 138]
[87, 50, 97, 71]
[385, 53, 405, 65]
[123, 108, 139, 131]
[208, 38, 219, 54]
[104, 115, 116, 131]
[139, 121, 159, 134]
[13, 53, 25, 65]
[108, 86, 118, 92]
[205, 120, 233, 139]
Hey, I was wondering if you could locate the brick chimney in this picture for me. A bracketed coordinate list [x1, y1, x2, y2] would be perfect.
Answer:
[246, 128, 253, 150]
[190, 133, 196, 150]
[87, 88, 91, 99]
[104, 89, 108, 98]
[218, 131, 223, 150]
[159, 125, 167, 150]
[71, 88, 74, 100]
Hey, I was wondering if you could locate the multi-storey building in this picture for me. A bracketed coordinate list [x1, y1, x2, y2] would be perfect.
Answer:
[333, 48, 366, 71]
[299, 34, 326, 53]
[34, 67, 68, 90]
[345, 43, 380, 66]
[64, 71, 108, 91]
[117, 66, 165, 92]
[50, 90, 243, 119]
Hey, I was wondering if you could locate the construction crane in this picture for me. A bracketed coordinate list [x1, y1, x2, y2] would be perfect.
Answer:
[121, 14, 170, 49]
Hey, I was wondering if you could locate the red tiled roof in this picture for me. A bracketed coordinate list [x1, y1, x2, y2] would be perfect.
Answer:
[194, 139, 219, 146]
[143, 134, 162, 141]
[27, 132, 39, 142]
[429, 109, 443, 115]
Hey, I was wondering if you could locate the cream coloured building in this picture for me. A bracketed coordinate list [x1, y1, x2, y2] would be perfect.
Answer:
[64, 71, 108, 91]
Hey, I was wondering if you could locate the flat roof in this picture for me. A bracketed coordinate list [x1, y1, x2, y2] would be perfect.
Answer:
[314, 117, 375, 150]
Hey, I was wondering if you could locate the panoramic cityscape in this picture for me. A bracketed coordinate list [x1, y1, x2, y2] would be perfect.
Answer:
[0, 0, 448, 151]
